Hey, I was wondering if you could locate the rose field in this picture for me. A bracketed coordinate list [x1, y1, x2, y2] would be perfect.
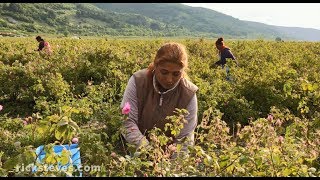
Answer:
[0, 37, 319, 177]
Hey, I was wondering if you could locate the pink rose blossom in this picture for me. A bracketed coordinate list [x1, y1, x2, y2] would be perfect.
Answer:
[275, 119, 282, 126]
[0, 105, 3, 111]
[72, 137, 79, 144]
[195, 158, 202, 165]
[267, 114, 273, 121]
[195, 158, 202, 163]
[168, 144, 177, 152]
[122, 102, 131, 115]
[278, 136, 284, 143]
[111, 152, 117, 158]
[23, 120, 28, 126]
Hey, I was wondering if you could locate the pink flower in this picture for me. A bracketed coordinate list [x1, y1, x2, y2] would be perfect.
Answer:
[195, 158, 202, 163]
[195, 158, 202, 165]
[168, 144, 177, 152]
[23, 120, 28, 126]
[122, 102, 131, 115]
[0, 105, 3, 111]
[275, 119, 282, 126]
[278, 136, 284, 143]
[267, 114, 273, 121]
[111, 152, 117, 158]
[72, 137, 79, 144]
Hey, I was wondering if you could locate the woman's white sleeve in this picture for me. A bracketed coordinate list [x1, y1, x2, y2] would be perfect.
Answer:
[120, 76, 147, 147]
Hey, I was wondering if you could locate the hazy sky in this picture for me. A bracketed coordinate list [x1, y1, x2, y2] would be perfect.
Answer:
[182, 3, 320, 30]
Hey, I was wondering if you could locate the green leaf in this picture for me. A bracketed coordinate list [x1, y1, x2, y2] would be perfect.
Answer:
[50, 124, 57, 134]
[141, 161, 153, 167]
[57, 120, 69, 127]
[239, 156, 248, 164]
[282, 168, 292, 176]
[70, 108, 80, 114]
[253, 171, 266, 176]
[55, 125, 68, 140]
[45, 154, 57, 164]
[255, 156, 262, 167]
[272, 154, 281, 165]
[203, 154, 212, 166]
[171, 130, 176, 136]
[48, 114, 60, 123]
[219, 160, 228, 168]
[68, 120, 80, 132]
[302, 83, 308, 91]
[60, 149, 70, 165]
[283, 83, 292, 95]
[37, 120, 49, 134]
[61, 105, 72, 112]
[21, 150, 36, 165]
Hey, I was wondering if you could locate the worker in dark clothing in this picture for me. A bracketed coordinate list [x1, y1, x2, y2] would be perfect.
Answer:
[214, 37, 238, 68]
[35, 36, 52, 55]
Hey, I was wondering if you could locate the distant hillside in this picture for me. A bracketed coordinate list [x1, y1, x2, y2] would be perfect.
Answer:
[244, 21, 320, 41]
[0, 3, 192, 37]
[0, 3, 319, 41]
[94, 3, 320, 41]
[274, 26, 320, 41]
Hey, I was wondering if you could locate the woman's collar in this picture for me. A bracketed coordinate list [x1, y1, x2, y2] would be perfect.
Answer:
[152, 74, 180, 94]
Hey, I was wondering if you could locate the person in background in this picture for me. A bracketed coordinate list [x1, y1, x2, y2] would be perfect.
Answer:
[214, 37, 238, 68]
[120, 42, 198, 157]
[35, 36, 52, 55]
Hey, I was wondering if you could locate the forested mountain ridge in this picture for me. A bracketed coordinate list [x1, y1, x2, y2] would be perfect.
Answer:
[0, 3, 319, 41]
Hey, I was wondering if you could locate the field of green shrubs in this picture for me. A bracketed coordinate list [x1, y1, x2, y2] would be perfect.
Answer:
[0, 37, 319, 177]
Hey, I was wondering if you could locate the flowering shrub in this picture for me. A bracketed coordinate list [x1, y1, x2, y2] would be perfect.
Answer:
[0, 38, 319, 176]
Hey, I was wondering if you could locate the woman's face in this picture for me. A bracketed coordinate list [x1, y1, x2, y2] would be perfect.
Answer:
[155, 61, 183, 90]
[216, 44, 221, 50]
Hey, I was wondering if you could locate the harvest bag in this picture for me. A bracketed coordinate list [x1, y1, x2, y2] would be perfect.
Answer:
[34, 144, 82, 177]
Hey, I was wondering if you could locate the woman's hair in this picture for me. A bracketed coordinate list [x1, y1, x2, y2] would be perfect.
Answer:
[148, 42, 188, 77]
[215, 37, 224, 46]
[36, 36, 43, 41]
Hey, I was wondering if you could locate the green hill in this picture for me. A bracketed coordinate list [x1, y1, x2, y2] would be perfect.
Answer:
[0, 3, 319, 41]
[94, 3, 284, 39]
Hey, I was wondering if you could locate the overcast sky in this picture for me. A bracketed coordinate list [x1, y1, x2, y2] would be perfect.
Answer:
[182, 3, 320, 30]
